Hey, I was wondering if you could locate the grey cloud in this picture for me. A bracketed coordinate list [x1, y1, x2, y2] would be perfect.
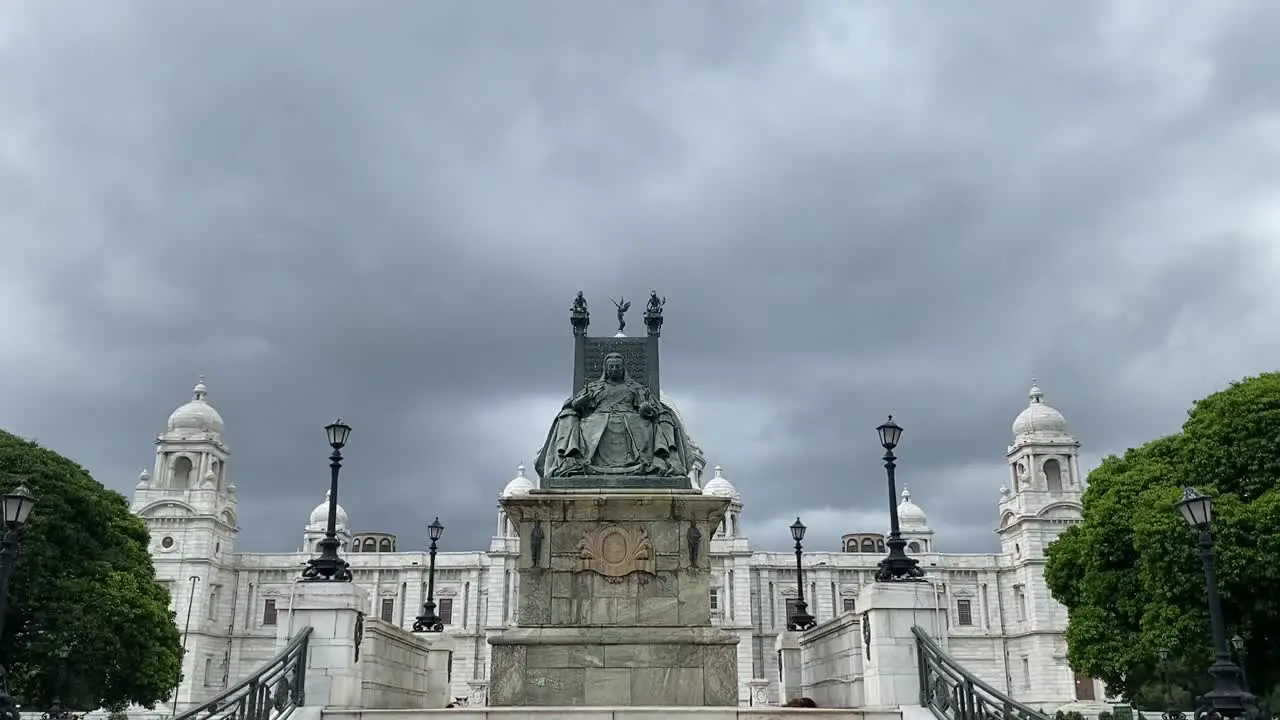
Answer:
[1, 1, 1278, 555]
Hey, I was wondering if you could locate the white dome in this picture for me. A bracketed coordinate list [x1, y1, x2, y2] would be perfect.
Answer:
[502, 464, 535, 497]
[1012, 380, 1069, 440]
[896, 488, 929, 528]
[309, 490, 349, 529]
[702, 465, 739, 499]
[136, 468, 151, 489]
[167, 377, 224, 436]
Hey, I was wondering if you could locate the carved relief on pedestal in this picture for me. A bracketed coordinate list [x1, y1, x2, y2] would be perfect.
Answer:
[575, 525, 655, 583]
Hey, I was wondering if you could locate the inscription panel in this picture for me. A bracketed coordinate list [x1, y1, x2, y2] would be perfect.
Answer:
[583, 337, 649, 388]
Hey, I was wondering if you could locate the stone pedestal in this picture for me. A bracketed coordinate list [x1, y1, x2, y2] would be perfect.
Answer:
[489, 489, 739, 707]
[855, 581, 941, 708]
[277, 582, 370, 710]
[774, 631, 803, 704]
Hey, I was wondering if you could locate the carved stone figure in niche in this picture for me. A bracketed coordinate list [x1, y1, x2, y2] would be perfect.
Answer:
[575, 525, 655, 582]
[612, 297, 631, 334]
[687, 521, 702, 567]
[530, 520, 545, 568]
[536, 352, 691, 478]
[1015, 463, 1028, 490]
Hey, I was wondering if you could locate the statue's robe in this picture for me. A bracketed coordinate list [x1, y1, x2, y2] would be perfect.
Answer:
[536, 377, 689, 478]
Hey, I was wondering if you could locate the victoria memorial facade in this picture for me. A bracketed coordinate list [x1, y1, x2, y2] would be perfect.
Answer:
[130, 377, 1103, 710]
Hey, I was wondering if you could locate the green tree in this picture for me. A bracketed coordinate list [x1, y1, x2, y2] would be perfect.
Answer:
[1046, 372, 1280, 703]
[0, 430, 182, 711]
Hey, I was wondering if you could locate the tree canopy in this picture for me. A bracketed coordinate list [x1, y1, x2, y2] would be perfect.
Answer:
[1045, 372, 1280, 703]
[0, 430, 182, 711]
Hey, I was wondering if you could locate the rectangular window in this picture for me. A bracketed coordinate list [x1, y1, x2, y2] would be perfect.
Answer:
[439, 597, 454, 625]
[1014, 587, 1027, 621]
[1022, 657, 1031, 688]
[957, 599, 973, 626]
[710, 588, 720, 612]
[380, 598, 395, 623]
[784, 597, 801, 624]
[262, 598, 277, 626]
[203, 657, 214, 686]
[842, 597, 856, 613]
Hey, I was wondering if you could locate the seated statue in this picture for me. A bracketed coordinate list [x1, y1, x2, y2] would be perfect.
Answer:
[535, 352, 691, 478]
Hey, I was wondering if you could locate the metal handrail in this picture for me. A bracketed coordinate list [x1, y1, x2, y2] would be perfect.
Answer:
[913, 625, 1051, 720]
[175, 627, 312, 720]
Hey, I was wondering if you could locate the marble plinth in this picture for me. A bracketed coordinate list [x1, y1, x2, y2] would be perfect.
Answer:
[489, 490, 738, 707]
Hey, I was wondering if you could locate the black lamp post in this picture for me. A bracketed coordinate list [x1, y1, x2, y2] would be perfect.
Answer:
[302, 420, 353, 582]
[874, 417, 923, 582]
[0, 483, 36, 720]
[1159, 648, 1185, 720]
[1230, 634, 1249, 694]
[786, 518, 815, 631]
[413, 517, 445, 633]
[44, 644, 73, 720]
[1175, 487, 1263, 720]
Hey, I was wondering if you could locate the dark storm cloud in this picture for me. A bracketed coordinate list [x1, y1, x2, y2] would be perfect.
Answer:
[1, 1, 1278, 555]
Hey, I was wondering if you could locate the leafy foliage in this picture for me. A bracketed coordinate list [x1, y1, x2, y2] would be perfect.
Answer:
[0, 430, 182, 710]
[1045, 373, 1280, 701]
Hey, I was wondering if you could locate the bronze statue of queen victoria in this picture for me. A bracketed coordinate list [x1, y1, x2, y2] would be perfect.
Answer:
[535, 352, 691, 479]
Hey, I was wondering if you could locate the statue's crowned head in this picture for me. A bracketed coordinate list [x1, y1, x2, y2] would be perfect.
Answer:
[602, 352, 627, 383]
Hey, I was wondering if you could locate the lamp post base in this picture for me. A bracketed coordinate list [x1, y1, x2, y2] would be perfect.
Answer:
[875, 545, 925, 582]
[1195, 658, 1268, 720]
[413, 601, 444, 633]
[301, 554, 352, 582]
[786, 600, 816, 632]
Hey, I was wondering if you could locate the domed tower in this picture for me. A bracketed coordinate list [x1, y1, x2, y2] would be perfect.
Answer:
[303, 490, 351, 554]
[130, 376, 239, 706]
[998, 380, 1084, 559]
[703, 466, 743, 542]
[895, 488, 935, 553]
[494, 464, 534, 542]
[132, 376, 239, 548]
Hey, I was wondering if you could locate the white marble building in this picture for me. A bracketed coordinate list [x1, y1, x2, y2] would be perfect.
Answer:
[130, 377, 1101, 710]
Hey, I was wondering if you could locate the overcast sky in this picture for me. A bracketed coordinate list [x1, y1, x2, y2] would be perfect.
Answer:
[2, 1, 1278, 556]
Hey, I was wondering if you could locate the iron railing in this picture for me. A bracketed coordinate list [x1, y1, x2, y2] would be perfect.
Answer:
[175, 627, 312, 720]
[913, 626, 1051, 720]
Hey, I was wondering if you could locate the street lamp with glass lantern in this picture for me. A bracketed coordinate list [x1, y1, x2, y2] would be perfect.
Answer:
[785, 518, 815, 631]
[302, 420, 353, 582]
[1158, 648, 1185, 720]
[413, 517, 446, 633]
[43, 644, 74, 720]
[0, 483, 36, 720]
[1175, 487, 1263, 720]
[1230, 634, 1249, 693]
[874, 416, 923, 582]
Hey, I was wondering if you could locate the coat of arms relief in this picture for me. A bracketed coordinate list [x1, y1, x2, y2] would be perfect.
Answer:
[574, 525, 656, 583]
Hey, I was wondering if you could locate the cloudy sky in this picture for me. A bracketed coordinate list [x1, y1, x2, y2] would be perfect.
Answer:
[2, 1, 1278, 555]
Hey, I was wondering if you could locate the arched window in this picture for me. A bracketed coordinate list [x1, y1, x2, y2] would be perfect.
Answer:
[908, 541, 921, 552]
[844, 540, 856, 552]
[860, 538, 875, 553]
[171, 456, 193, 489]
[1044, 458, 1063, 493]
[379, 538, 392, 553]
[350, 540, 361, 553]
[876, 539, 886, 553]
[362, 537, 377, 552]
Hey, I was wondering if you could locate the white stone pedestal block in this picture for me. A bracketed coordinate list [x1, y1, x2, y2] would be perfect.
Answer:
[277, 582, 370, 710]
[774, 631, 803, 704]
[855, 581, 941, 709]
